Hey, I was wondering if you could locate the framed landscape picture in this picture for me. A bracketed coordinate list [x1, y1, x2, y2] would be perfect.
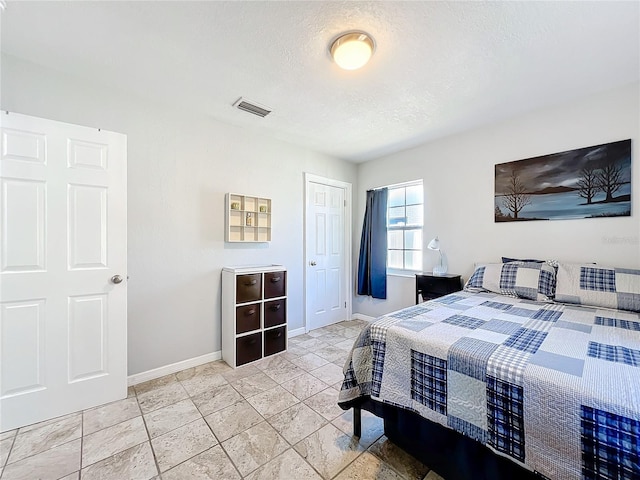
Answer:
[495, 139, 631, 222]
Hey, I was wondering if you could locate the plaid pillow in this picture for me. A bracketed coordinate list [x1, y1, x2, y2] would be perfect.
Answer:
[501, 257, 543, 263]
[555, 263, 640, 313]
[464, 261, 556, 302]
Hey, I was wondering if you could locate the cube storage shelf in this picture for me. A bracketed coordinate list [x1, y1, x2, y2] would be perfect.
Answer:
[226, 193, 271, 242]
[222, 265, 287, 368]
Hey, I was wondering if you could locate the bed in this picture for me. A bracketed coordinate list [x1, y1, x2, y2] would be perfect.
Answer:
[338, 261, 640, 480]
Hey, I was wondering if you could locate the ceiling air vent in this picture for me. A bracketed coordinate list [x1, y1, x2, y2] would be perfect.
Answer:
[233, 98, 271, 118]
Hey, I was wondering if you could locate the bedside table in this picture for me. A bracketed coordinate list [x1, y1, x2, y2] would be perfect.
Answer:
[415, 273, 462, 304]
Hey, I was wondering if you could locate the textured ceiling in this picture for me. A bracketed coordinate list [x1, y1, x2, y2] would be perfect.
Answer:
[2, 1, 639, 162]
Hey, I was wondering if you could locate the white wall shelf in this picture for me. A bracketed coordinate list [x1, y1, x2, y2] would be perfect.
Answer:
[226, 193, 272, 242]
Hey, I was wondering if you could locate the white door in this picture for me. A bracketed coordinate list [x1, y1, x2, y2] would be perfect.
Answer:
[0, 113, 127, 431]
[305, 178, 349, 330]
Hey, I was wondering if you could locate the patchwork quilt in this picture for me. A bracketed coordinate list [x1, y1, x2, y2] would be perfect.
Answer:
[338, 291, 640, 480]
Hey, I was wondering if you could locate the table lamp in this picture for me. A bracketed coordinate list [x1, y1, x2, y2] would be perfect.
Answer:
[428, 237, 447, 276]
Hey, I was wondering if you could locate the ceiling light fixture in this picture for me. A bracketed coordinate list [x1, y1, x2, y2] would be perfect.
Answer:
[329, 31, 375, 70]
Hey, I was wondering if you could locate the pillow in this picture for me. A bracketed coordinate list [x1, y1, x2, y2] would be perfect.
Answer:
[502, 257, 543, 263]
[555, 263, 640, 313]
[465, 261, 557, 302]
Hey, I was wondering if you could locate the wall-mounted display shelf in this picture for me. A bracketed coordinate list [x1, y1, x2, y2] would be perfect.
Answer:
[226, 193, 272, 243]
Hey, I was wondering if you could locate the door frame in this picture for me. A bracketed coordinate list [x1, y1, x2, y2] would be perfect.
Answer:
[303, 173, 352, 333]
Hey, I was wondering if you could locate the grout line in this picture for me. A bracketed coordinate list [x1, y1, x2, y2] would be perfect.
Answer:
[130, 380, 161, 478]
[140, 405, 164, 478]
[79, 409, 84, 474]
[129, 390, 164, 480]
[209, 425, 244, 479]
[81, 440, 150, 476]
[367, 442, 422, 480]
[181, 375, 246, 478]
[3, 420, 82, 468]
[1, 430, 18, 474]
[151, 382, 209, 476]
[302, 454, 326, 480]
[328, 449, 366, 480]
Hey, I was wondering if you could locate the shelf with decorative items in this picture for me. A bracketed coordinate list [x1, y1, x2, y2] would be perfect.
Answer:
[226, 193, 272, 242]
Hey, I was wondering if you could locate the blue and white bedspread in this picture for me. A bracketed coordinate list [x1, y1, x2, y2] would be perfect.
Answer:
[338, 291, 640, 480]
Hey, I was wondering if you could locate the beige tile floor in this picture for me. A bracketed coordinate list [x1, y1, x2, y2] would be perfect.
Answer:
[0, 319, 445, 480]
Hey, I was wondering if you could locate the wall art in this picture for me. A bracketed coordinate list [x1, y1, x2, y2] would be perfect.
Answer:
[495, 139, 631, 221]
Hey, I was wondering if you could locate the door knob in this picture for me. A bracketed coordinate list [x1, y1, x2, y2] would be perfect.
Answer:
[310, 261, 317, 266]
[111, 275, 124, 284]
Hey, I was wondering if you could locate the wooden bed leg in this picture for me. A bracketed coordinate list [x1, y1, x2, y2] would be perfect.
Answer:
[353, 406, 362, 438]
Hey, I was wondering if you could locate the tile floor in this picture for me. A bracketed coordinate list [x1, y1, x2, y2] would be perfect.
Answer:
[0, 319, 444, 480]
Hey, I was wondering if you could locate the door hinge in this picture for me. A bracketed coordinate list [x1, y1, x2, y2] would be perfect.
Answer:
[345, 302, 347, 308]
[344, 200, 346, 207]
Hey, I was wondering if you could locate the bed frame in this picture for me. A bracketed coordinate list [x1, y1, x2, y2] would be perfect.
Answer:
[347, 397, 544, 480]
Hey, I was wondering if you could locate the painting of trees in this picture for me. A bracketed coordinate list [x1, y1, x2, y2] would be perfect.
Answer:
[494, 139, 630, 222]
[501, 169, 531, 219]
[577, 166, 600, 204]
[597, 160, 624, 202]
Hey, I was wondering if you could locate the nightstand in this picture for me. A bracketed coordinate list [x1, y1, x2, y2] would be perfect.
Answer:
[415, 273, 462, 304]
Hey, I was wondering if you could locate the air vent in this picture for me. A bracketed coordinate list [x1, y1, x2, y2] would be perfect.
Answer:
[233, 98, 271, 118]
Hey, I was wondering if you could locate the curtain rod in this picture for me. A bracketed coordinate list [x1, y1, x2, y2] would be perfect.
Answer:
[371, 179, 423, 191]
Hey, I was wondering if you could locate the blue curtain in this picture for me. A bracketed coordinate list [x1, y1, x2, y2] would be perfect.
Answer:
[357, 188, 388, 299]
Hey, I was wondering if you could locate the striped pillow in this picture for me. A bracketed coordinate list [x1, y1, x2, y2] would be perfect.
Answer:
[555, 263, 640, 313]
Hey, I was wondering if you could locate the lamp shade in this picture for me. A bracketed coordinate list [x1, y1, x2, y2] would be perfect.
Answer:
[330, 32, 375, 70]
[428, 236, 447, 275]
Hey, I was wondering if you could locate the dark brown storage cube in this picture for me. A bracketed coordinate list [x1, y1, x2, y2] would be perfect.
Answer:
[264, 299, 286, 328]
[236, 274, 261, 303]
[236, 332, 261, 366]
[264, 326, 286, 357]
[264, 271, 286, 299]
[236, 304, 261, 334]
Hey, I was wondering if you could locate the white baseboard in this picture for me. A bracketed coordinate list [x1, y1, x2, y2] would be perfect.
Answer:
[129, 327, 313, 387]
[352, 313, 376, 322]
[288, 327, 306, 338]
[128, 351, 222, 387]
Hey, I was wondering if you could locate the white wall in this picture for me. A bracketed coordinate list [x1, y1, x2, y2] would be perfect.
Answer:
[2, 54, 357, 375]
[354, 82, 640, 318]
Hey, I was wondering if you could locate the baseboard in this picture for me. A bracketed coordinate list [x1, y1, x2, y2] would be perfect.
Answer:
[128, 327, 316, 387]
[128, 351, 222, 387]
[352, 313, 376, 322]
[288, 327, 306, 338]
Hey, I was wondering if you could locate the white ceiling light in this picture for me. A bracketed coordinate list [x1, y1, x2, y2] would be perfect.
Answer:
[329, 31, 375, 70]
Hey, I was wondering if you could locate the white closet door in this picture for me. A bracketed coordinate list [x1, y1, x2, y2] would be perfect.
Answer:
[306, 181, 347, 329]
[1, 112, 127, 431]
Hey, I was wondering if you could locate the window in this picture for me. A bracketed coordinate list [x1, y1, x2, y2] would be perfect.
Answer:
[387, 181, 423, 272]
